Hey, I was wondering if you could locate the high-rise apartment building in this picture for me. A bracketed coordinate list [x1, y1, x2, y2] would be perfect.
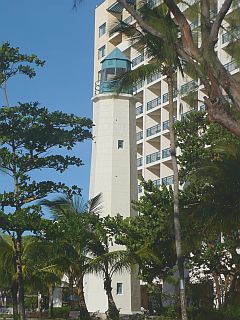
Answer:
[88, 0, 240, 313]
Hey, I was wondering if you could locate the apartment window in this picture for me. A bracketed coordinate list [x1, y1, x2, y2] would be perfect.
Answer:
[116, 283, 123, 295]
[99, 23, 106, 37]
[98, 45, 106, 60]
[118, 140, 124, 149]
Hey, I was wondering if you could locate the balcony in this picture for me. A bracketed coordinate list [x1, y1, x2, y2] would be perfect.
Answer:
[109, 15, 135, 36]
[210, 8, 218, 19]
[138, 184, 143, 193]
[146, 151, 161, 164]
[136, 105, 143, 116]
[136, 131, 143, 141]
[147, 96, 161, 111]
[190, 20, 199, 31]
[152, 179, 161, 188]
[162, 175, 174, 186]
[162, 147, 171, 159]
[137, 157, 143, 167]
[133, 80, 144, 91]
[162, 117, 177, 131]
[162, 90, 177, 103]
[181, 80, 198, 95]
[200, 104, 206, 111]
[222, 28, 240, 45]
[148, 0, 157, 8]
[107, 0, 135, 14]
[147, 71, 161, 84]
[132, 53, 144, 67]
[124, 15, 134, 25]
[146, 124, 161, 137]
[181, 108, 197, 119]
[224, 60, 238, 73]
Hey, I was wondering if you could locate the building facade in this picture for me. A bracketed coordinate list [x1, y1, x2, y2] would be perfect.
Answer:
[88, 0, 240, 313]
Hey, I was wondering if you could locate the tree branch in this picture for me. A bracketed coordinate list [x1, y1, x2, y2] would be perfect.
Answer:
[210, 0, 233, 42]
[205, 96, 240, 138]
[116, 0, 164, 39]
[163, 0, 199, 59]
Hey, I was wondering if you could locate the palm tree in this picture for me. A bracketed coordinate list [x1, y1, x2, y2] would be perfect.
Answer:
[87, 217, 134, 320]
[0, 235, 18, 319]
[113, 5, 188, 319]
[0, 235, 60, 319]
[41, 194, 102, 320]
[23, 238, 63, 318]
[187, 142, 240, 229]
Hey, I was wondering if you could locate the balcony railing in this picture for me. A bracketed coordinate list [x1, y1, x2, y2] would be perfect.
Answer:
[110, 15, 134, 35]
[200, 104, 206, 111]
[137, 157, 143, 167]
[224, 60, 238, 73]
[162, 175, 174, 186]
[136, 105, 143, 116]
[146, 124, 161, 137]
[146, 151, 161, 164]
[124, 15, 134, 25]
[181, 108, 197, 119]
[162, 117, 176, 130]
[181, 80, 198, 95]
[138, 185, 143, 193]
[152, 179, 161, 188]
[132, 53, 144, 67]
[136, 131, 143, 141]
[147, 72, 161, 84]
[147, 96, 161, 111]
[162, 147, 171, 159]
[148, 0, 157, 8]
[190, 20, 199, 30]
[162, 90, 177, 103]
[133, 80, 144, 91]
[210, 8, 218, 18]
[222, 28, 240, 44]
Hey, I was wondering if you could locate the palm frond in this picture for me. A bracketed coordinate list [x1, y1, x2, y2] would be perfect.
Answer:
[116, 63, 161, 92]
[87, 193, 103, 215]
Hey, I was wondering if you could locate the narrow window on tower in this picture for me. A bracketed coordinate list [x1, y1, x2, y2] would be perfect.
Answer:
[116, 283, 123, 295]
[117, 140, 124, 149]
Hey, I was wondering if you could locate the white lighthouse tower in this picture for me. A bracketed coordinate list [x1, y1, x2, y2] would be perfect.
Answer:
[86, 48, 141, 313]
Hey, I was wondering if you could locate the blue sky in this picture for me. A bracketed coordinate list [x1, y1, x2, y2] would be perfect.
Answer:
[0, 0, 101, 202]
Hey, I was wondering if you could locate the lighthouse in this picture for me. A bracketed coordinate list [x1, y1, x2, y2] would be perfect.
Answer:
[86, 48, 141, 313]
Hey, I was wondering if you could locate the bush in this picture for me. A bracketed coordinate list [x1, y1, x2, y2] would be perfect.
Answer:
[52, 306, 71, 319]
[188, 307, 240, 320]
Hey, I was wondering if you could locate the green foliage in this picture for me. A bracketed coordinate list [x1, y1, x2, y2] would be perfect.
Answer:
[0, 42, 45, 87]
[111, 182, 176, 284]
[188, 307, 240, 320]
[24, 296, 37, 312]
[0, 103, 92, 212]
[52, 306, 70, 319]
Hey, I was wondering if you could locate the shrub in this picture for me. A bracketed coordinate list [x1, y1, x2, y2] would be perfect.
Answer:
[52, 306, 71, 319]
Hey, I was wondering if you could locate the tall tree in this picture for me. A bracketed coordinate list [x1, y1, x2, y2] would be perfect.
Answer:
[116, 0, 240, 137]
[0, 42, 44, 108]
[41, 195, 103, 320]
[0, 104, 92, 320]
[88, 216, 135, 320]
[113, 8, 188, 318]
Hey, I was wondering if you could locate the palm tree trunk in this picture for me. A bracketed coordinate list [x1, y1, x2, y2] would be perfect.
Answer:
[76, 277, 90, 320]
[11, 282, 18, 320]
[167, 75, 188, 320]
[104, 274, 119, 320]
[15, 234, 26, 320]
[48, 285, 54, 318]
